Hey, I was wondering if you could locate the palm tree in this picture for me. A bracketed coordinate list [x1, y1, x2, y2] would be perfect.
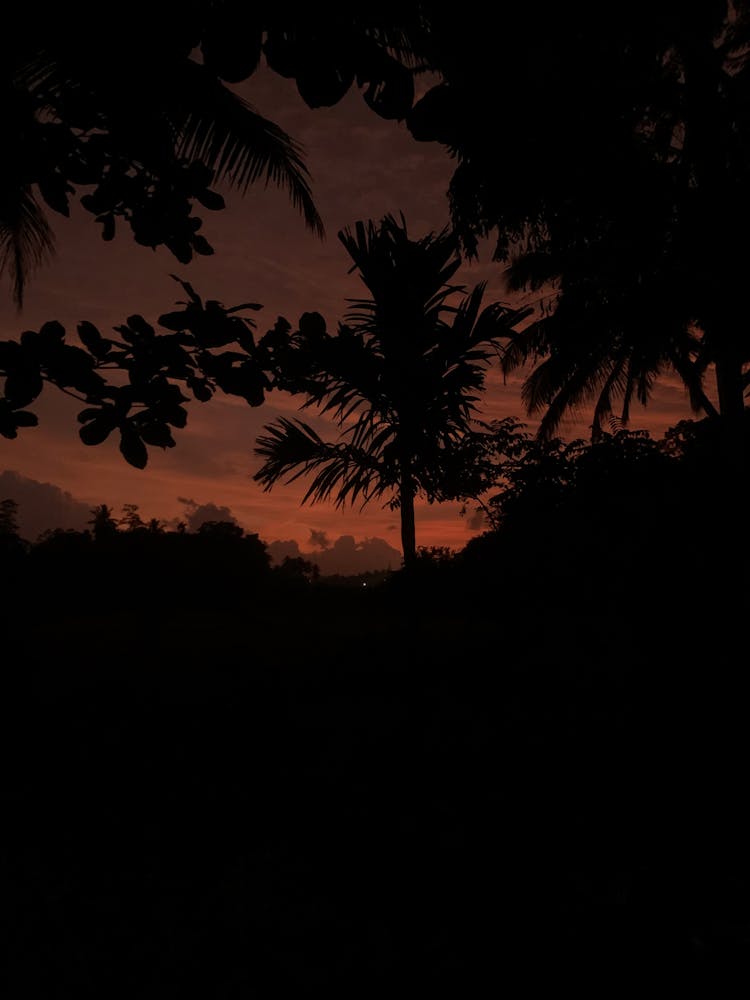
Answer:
[498, 261, 719, 443]
[253, 214, 530, 569]
[410, 3, 750, 475]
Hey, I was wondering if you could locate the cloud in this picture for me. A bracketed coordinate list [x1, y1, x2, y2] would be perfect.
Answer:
[0, 470, 91, 542]
[309, 528, 331, 550]
[267, 533, 402, 576]
[177, 498, 240, 532]
[266, 539, 303, 563]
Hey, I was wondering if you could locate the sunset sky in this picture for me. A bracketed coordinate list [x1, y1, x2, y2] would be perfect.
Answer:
[0, 62, 706, 565]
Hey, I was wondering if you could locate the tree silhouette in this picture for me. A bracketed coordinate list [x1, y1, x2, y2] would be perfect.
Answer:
[408, 3, 750, 474]
[253, 214, 529, 568]
[0, 277, 276, 465]
[0, 10, 438, 459]
[1, 9, 326, 306]
[1, 5, 438, 305]
[87, 503, 118, 543]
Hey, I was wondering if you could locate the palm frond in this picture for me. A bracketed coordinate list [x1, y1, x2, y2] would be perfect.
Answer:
[0, 186, 55, 307]
[21, 49, 324, 238]
[175, 61, 323, 236]
[592, 357, 630, 438]
[253, 416, 394, 511]
[524, 355, 611, 440]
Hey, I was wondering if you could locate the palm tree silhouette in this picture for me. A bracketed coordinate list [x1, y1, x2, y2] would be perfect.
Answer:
[253, 214, 529, 569]
[498, 270, 719, 442]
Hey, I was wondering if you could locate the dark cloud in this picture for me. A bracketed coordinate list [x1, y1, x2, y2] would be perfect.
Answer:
[178, 498, 240, 532]
[266, 539, 303, 563]
[309, 529, 331, 550]
[267, 533, 402, 576]
[0, 470, 91, 542]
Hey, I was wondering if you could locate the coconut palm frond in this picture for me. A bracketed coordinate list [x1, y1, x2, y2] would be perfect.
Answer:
[253, 417, 329, 488]
[0, 186, 55, 307]
[669, 350, 718, 416]
[524, 354, 612, 440]
[467, 295, 534, 352]
[592, 356, 630, 438]
[339, 215, 462, 317]
[253, 416, 393, 511]
[500, 316, 554, 376]
[175, 61, 323, 236]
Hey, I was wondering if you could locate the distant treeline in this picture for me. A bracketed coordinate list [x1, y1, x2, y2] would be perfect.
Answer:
[2, 416, 743, 616]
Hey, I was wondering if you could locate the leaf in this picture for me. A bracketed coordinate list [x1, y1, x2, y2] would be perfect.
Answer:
[100, 214, 115, 241]
[361, 57, 414, 121]
[119, 427, 148, 468]
[0, 340, 22, 367]
[0, 402, 18, 439]
[77, 407, 107, 423]
[13, 410, 38, 428]
[226, 302, 263, 314]
[165, 239, 193, 265]
[4, 369, 43, 408]
[170, 275, 202, 304]
[80, 192, 106, 214]
[126, 315, 155, 338]
[298, 311, 327, 339]
[166, 405, 188, 428]
[37, 175, 71, 217]
[157, 310, 190, 331]
[297, 65, 354, 109]
[138, 421, 176, 448]
[77, 321, 110, 359]
[39, 320, 66, 342]
[201, 23, 262, 83]
[406, 84, 459, 144]
[187, 376, 212, 402]
[195, 188, 226, 211]
[113, 324, 138, 345]
[79, 416, 116, 445]
[191, 235, 214, 256]
[263, 31, 301, 78]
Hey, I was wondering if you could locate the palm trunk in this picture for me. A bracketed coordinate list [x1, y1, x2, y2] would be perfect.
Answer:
[713, 349, 746, 616]
[399, 456, 417, 570]
[683, 30, 747, 598]
[714, 349, 746, 480]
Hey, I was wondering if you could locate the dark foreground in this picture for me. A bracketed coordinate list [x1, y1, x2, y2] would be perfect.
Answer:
[4, 580, 749, 995]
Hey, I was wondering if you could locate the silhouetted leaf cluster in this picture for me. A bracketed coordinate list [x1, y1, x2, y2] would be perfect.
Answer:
[0, 277, 277, 466]
[2, 5, 434, 302]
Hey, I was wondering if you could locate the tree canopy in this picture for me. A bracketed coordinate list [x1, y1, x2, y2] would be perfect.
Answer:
[407, 2, 750, 460]
[253, 213, 529, 566]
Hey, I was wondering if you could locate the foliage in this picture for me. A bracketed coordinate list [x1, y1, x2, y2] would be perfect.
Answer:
[2, 5, 433, 303]
[0, 497, 20, 536]
[253, 214, 530, 564]
[0, 277, 277, 467]
[407, 3, 750, 440]
[2, 6, 342, 303]
[19, 502, 271, 611]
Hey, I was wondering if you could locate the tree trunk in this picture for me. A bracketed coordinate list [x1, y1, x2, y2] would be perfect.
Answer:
[714, 349, 746, 480]
[399, 458, 417, 570]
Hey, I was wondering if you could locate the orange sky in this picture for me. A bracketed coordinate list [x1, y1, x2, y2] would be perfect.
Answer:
[0, 64, 706, 558]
